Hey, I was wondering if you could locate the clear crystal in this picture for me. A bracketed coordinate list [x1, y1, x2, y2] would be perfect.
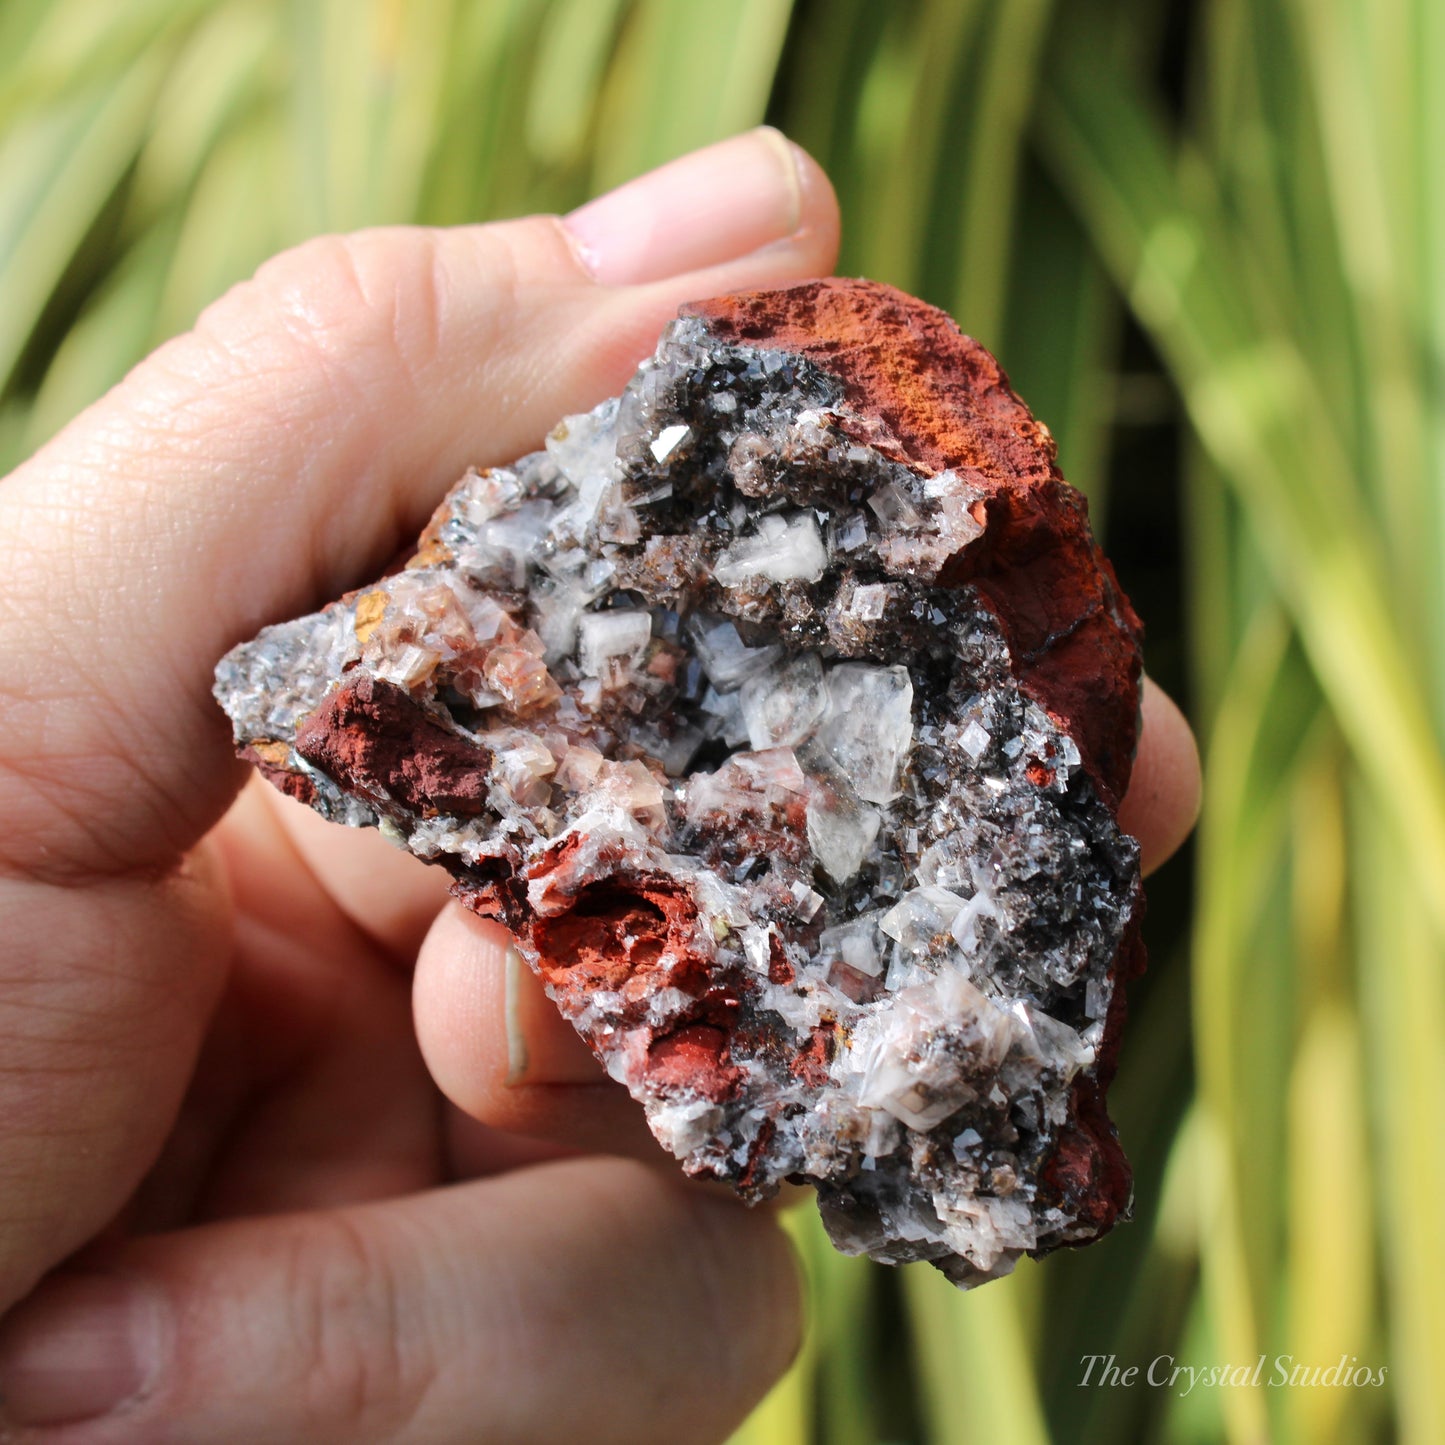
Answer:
[577, 609, 652, 680]
[805, 781, 881, 883]
[714, 510, 828, 586]
[687, 616, 782, 690]
[816, 663, 914, 804]
[739, 652, 827, 750]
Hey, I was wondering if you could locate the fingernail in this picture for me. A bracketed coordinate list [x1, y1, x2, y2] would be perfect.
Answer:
[0, 1274, 162, 1428]
[503, 943, 531, 1086]
[563, 127, 806, 285]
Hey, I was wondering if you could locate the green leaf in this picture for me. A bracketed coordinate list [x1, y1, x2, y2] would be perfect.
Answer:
[1354, 801, 1445, 1444]
[526, 0, 629, 168]
[905, 1264, 1050, 1445]
[22, 218, 178, 451]
[590, 0, 794, 191]
[0, 52, 168, 394]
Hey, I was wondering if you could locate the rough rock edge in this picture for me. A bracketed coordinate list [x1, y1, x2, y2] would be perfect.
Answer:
[214, 279, 1146, 1287]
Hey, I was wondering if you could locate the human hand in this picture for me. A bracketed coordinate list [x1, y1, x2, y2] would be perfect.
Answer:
[0, 129, 1199, 1443]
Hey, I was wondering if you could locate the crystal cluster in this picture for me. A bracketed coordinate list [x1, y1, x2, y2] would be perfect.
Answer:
[215, 279, 1145, 1286]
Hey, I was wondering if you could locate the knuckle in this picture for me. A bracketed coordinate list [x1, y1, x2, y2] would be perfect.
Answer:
[178, 216, 573, 422]
[286, 1214, 437, 1438]
[254, 232, 400, 349]
[192, 230, 428, 394]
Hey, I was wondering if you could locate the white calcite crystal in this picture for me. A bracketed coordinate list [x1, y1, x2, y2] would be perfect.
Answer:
[214, 280, 1146, 1287]
[815, 663, 914, 803]
[714, 510, 829, 586]
[739, 652, 828, 750]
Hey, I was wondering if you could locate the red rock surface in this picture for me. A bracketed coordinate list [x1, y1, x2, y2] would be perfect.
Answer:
[295, 673, 492, 816]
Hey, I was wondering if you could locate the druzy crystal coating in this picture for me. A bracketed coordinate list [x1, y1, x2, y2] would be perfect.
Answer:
[215, 280, 1145, 1287]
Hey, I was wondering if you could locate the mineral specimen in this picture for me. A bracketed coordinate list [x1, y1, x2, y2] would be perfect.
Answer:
[214, 279, 1146, 1287]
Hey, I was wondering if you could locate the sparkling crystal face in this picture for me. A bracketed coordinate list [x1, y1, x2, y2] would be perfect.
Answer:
[215, 284, 1144, 1287]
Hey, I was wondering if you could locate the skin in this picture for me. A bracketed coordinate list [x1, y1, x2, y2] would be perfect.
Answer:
[0, 130, 1200, 1443]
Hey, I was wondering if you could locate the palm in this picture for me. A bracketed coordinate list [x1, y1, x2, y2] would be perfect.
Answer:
[134, 771, 603, 1237]
[119, 779, 444, 1234]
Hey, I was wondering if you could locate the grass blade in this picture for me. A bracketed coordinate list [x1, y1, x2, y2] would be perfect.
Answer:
[904, 1264, 1049, 1445]
[0, 52, 167, 393]
[591, 0, 794, 192]
[1038, 29, 1445, 944]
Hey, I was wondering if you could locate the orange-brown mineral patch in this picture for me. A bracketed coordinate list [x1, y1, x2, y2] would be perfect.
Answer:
[789, 1023, 837, 1088]
[527, 871, 708, 1010]
[646, 1024, 742, 1102]
[240, 741, 317, 806]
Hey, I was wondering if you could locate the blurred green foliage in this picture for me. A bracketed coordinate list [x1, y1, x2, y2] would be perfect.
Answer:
[2, 1, 1438, 1441]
